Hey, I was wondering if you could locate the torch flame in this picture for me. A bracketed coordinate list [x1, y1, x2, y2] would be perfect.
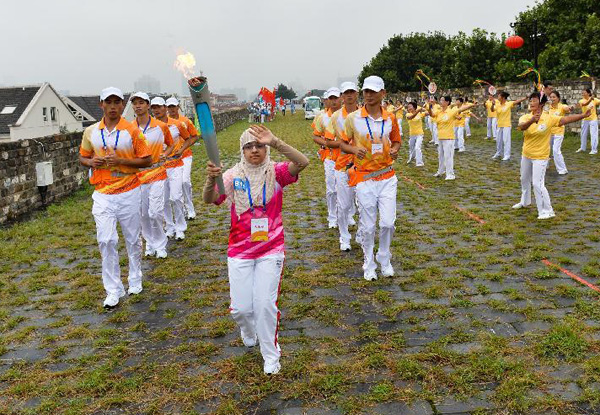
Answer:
[174, 52, 197, 80]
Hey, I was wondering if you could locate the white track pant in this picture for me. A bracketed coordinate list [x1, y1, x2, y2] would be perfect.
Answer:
[519, 156, 553, 216]
[335, 169, 357, 245]
[550, 135, 567, 174]
[495, 127, 512, 159]
[487, 117, 498, 138]
[323, 159, 337, 226]
[228, 252, 285, 367]
[182, 156, 196, 217]
[356, 175, 397, 272]
[580, 120, 598, 152]
[432, 123, 439, 144]
[397, 119, 403, 137]
[408, 135, 424, 166]
[141, 180, 167, 253]
[437, 139, 455, 178]
[91, 187, 142, 295]
[465, 117, 471, 136]
[454, 126, 465, 151]
[164, 166, 187, 234]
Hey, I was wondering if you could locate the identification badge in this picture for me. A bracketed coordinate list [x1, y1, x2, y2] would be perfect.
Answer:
[233, 178, 246, 191]
[251, 217, 269, 242]
[371, 143, 383, 154]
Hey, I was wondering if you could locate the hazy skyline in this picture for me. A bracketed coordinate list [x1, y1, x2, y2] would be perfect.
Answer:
[1, 0, 538, 98]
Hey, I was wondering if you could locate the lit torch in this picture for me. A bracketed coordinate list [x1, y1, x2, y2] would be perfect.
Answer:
[174, 51, 225, 195]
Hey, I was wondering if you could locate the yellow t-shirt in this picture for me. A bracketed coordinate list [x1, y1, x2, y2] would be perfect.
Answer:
[434, 107, 460, 140]
[408, 112, 424, 136]
[386, 105, 396, 114]
[395, 107, 404, 120]
[485, 100, 497, 118]
[546, 103, 569, 136]
[579, 98, 600, 121]
[496, 101, 516, 128]
[455, 110, 465, 128]
[519, 112, 562, 160]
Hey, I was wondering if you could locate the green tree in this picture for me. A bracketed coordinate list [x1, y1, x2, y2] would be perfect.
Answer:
[275, 84, 297, 100]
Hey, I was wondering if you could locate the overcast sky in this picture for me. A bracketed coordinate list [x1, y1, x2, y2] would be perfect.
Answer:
[1, 0, 538, 98]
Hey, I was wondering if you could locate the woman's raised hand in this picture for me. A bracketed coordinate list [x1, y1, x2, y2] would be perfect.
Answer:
[248, 125, 276, 146]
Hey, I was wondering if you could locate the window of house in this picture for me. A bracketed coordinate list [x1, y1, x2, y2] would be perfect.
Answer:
[50, 107, 57, 121]
[43, 107, 48, 121]
[0, 105, 17, 115]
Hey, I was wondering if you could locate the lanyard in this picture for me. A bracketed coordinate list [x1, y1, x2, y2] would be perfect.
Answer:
[364, 117, 385, 142]
[137, 117, 151, 133]
[246, 178, 267, 213]
[100, 129, 120, 151]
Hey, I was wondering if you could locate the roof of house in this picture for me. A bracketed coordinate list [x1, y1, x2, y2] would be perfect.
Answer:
[67, 94, 131, 123]
[0, 85, 42, 134]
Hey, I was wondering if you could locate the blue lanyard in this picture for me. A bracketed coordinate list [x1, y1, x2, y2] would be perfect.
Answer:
[137, 117, 151, 133]
[246, 178, 267, 213]
[100, 128, 120, 151]
[364, 117, 385, 142]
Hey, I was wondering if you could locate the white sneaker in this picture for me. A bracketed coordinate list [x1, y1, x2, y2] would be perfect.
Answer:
[340, 242, 351, 252]
[538, 212, 556, 220]
[445, 175, 456, 181]
[428, 140, 434, 144]
[406, 158, 412, 164]
[144, 248, 156, 257]
[103, 291, 125, 308]
[175, 231, 185, 240]
[458, 149, 465, 152]
[576, 148, 584, 153]
[166, 231, 175, 238]
[364, 269, 377, 281]
[128, 284, 143, 296]
[558, 171, 568, 175]
[590, 151, 598, 155]
[328, 222, 337, 229]
[187, 212, 196, 220]
[242, 333, 257, 348]
[381, 264, 395, 277]
[512, 202, 527, 209]
[434, 172, 443, 177]
[502, 157, 510, 161]
[492, 154, 499, 159]
[416, 163, 424, 167]
[264, 361, 281, 375]
[156, 250, 167, 259]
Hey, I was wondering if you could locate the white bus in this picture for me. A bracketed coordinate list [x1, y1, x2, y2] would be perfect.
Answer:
[303, 96, 322, 120]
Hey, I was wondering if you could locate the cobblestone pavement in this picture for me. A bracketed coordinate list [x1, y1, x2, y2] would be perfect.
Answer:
[1, 113, 600, 414]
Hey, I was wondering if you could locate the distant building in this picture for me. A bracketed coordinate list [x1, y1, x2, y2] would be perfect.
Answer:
[210, 93, 238, 106]
[134, 75, 161, 94]
[0, 83, 83, 142]
[219, 88, 247, 103]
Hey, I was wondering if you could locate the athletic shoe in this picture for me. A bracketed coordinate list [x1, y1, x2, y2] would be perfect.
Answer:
[166, 231, 175, 238]
[428, 140, 434, 144]
[458, 149, 465, 152]
[340, 242, 351, 252]
[242, 333, 257, 348]
[128, 284, 143, 296]
[576, 148, 584, 153]
[416, 163, 424, 167]
[328, 222, 337, 229]
[187, 213, 196, 220]
[364, 269, 377, 281]
[492, 154, 500, 159]
[445, 175, 456, 181]
[590, 151, 598, 155]
[406, 157, 413, 164]
[538, 212, 556, 220]
[502, 157, 510, 161]
[156, 250, 168, 259]
[433, 172, 443, 177]
[175, 231, 185, 240]
[485, 137, 490, 140]
[103, 291, 125, 309]
[264, 361, 281, 375]
[512, 202, 526, 209]
[467, 135, 472, 138]
[381, 264, 395, 277]
[558, 171, 568, 175]
[144, 249, 156, 257]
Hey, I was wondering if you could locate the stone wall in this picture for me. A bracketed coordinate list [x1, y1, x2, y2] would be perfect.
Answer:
[0, 108, 250, 225]
[390, 78, 593, 133]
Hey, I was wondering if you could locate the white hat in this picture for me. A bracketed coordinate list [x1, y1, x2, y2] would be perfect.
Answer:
[130, 91, 150, 103]
[100, 87, 124, 101]
[166, 97, 179, 106]
[362, 76, 385, 92]
[325, 87, 341, 98]
[340, 82, 358, 93]
[150, 97, 166, 106]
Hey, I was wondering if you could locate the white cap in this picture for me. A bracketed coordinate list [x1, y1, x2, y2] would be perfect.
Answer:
[166, 97, 179, 106]
[130, 91, 150, 103]
[362, 76, 385, 92]
[325, 87, 341, 98]
[150, 97, 166, 106]
[340, 82, 358, 93]
[100, 87, 124, 101]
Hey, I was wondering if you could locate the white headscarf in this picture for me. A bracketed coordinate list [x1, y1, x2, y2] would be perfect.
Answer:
[227, 129, 276, 217]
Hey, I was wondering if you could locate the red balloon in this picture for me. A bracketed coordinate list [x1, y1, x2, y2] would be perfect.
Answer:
[505, 35, 524, 49]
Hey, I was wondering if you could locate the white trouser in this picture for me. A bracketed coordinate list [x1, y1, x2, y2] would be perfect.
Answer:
[356, 175, 397, 272]
[323, 159, 337, 225]
[487, 117, 498, 138]
[408, 135, 424, 166]
[425, 116, 431, 131]
[164, 166, 187, 234]
[260, 114, 265, 124]
[465, 117, 471, 136]
[580, 120, 599, 152]
[454, 126, 465, 150]
[437, 139, 455, 178]
[519, 156, 553, 216]
[496, 126, 512, 159]
[228, 252, 285, 366]
[335, 169, 357, 245]
[550, 135, 567, 174]
[432, 123, 439, 144]
[182, 156, 195, 217]
[91, 187, 142, 295]
[141, 180, 167, 253]
[397, 119, 403, 137]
